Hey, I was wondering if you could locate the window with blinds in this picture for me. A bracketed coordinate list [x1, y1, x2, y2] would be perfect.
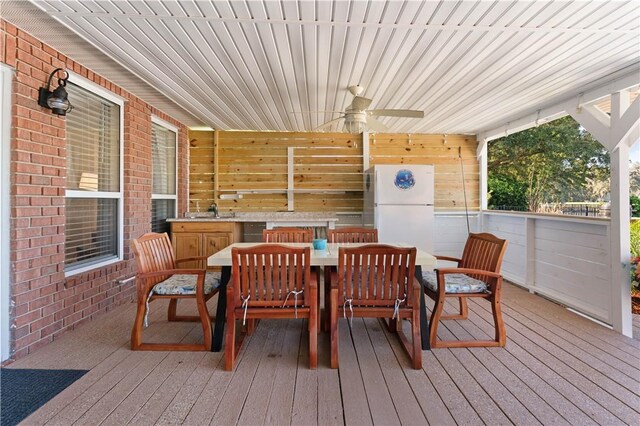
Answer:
[151, 120, 177, 233]
[65, 82, 122, 273]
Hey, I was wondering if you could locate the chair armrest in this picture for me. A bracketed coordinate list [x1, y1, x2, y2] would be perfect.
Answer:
[435, 255, 462, 263]
[137, 269, 205, 279]
[308, 274, 318, 290]
[411, 276, 421, 290]
[410, 276, 422, 306]
[435, 267, 502, 279]
[175, 256, 208, 265]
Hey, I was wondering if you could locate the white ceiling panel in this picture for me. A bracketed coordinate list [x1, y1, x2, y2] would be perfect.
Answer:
[1, 0, 638, 135]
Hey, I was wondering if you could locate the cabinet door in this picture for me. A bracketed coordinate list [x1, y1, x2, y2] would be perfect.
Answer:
[204, 233, 231, 259]
[173, 233, 202, 269]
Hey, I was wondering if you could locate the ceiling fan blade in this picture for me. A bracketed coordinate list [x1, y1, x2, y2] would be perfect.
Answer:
[350, 96, 372, 111]
[368, 109, 424, 118]
[366, 117, 388, 133]
[314, 116, 345, 131]
[290, 110, 344, 114]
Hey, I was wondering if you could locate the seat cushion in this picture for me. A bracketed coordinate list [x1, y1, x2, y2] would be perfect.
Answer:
[152, 271, 221, 295]
[422, 271, 487, 294]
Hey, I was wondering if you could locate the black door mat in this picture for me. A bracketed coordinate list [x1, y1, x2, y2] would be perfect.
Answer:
[1, 368, 88, 426]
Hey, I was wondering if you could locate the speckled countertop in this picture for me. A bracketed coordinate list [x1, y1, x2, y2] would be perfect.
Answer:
[167, 212, 339, 223]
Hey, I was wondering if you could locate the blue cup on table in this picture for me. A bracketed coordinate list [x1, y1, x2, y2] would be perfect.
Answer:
[313, 238, 327, 250]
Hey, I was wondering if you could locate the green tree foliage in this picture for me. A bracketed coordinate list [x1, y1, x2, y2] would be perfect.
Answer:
[630, 162, 640, 195]
[631, 220, 640, 258]
[631, 195, 640, 217]
[488, 116, 610, 211]
[488, 174, 527, 209]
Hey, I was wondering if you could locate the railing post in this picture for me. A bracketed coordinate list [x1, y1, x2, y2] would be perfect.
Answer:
[525, 217, 536, 293]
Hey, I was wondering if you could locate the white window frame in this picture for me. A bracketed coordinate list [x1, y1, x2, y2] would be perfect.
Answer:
[1, 64, 13, 362]
[151, 116, 178, 223]
[64, 72, 125, 277]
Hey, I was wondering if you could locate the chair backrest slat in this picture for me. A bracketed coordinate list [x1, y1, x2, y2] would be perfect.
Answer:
[131, 233, 177, 285]
[328, 227, 378, 243]
[338, 244, 416, 307]
[262, 227, 314, 243]
[232, 244, 311, 307]
[459, 233, 507, 283]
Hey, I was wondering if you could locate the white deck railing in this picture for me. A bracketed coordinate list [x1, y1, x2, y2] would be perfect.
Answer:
[482, 211, 612, 324]
[433, 212, 480, 257]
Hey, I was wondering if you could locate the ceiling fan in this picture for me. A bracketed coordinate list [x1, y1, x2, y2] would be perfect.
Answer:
[315, 85, 424, 133]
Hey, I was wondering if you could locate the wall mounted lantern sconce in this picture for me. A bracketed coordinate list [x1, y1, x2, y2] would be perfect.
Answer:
[38, 68, 73, 116]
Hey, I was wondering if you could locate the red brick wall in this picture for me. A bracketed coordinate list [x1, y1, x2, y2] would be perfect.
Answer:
[1, 20, 190, 360]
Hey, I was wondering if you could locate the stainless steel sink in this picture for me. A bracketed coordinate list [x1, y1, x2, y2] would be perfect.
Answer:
[183, 212, 236, 219]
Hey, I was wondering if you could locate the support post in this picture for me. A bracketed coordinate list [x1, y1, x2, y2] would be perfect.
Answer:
[477, 141, 488, 232]
[609, 90, 633, 336]
[568, 89, 637, 336]
[287, 147, 294, 211]
[362, 131, 370, 171]
[610, 144, 632, 335]
[213, 130, 219, 202]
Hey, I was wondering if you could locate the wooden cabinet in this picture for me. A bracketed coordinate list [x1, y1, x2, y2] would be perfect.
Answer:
[170, 221, 243, 269]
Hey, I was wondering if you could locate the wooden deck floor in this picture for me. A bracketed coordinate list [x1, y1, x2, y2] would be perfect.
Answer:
[7, 283, 640, 425]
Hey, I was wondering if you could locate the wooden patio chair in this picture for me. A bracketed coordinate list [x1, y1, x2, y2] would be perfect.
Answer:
[328, 227, 378, 243]
[329, 244, 421, 369]
[262, 227, 314, 243]
[130, 232, 220, 351]
[424, 232, 508, 348]
[323, 227, 378, 330]
[226, 244, 318, 370]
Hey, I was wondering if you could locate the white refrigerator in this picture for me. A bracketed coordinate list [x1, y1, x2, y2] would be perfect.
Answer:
[364, 165, 434, 253]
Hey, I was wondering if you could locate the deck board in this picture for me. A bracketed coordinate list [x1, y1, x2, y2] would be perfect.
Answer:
[264, 320, 303, 425]
[336, 318, 373, 425]
[4, 282, 639, 426]
[467, 298, 633, 425]
[497, 304, 640, 404]
[237, 320, 290, 425]
[364, 318, 428, 425]
[350, 318, 401, 425]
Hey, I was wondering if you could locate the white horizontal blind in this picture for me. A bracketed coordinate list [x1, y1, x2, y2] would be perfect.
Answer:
[66, 86, 119, 192]
[151, 120, 177, 233]
[65, 82, 121, 272]
[151, 199, 176, 234]
[65, 198, 118, 265]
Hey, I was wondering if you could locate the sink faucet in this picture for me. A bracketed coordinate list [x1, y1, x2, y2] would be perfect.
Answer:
[210, 203, 220, 218]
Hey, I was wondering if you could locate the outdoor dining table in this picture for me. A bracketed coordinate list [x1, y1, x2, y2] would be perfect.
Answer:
[207, 242, 437, 352]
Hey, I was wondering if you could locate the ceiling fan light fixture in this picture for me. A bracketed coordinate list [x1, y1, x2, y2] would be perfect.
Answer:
[345, 120, 365, 134]
[344, 112, 367, 134]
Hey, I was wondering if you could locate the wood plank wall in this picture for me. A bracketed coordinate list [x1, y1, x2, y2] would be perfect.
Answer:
[189, 131, 478, 212]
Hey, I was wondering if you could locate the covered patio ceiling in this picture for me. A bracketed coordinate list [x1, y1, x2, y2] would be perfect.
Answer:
[3, 0, 639, 134]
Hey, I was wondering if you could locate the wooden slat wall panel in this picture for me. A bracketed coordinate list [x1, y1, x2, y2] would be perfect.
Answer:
[189, 130, 216, 210]
[189, 131, 478, 212]
[369, 133, 479, 211]
[191, 131, 363, 212]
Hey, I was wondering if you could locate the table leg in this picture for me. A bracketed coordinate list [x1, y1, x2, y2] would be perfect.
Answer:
[415, 265, 430, 350]
[323, 266, 331, 332]
[212, 266, 231, 352]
